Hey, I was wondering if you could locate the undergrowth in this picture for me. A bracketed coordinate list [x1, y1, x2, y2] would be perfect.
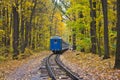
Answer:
[18, 48, 33, 59]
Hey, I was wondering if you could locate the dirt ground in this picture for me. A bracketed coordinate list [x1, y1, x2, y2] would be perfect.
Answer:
[0, 51, 50, 80]
[61, 50, 120, 80]
[2, 50, 120, 80]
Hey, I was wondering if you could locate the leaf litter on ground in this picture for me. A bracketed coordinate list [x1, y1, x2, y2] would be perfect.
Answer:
[61, 50, 120, 80]
[0, 51, 50, 80]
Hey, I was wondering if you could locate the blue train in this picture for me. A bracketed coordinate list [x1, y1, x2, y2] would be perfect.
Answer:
[50, 36, 69, 54]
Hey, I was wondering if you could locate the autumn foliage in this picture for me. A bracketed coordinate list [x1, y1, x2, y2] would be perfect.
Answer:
[61, 51, 120, 80]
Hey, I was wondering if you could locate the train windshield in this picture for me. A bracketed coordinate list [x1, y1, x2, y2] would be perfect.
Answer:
[54, 39, 57, 44]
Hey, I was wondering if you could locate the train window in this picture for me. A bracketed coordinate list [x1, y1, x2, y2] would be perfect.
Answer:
[54, 39, 57, 44]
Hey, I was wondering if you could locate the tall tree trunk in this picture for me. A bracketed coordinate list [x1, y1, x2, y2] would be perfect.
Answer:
[114, 0, 120, 69]
[10, 13, 13, 53]
[12, 6, 19, 59]
[24, 21, 29, 50]
[72, 29, 76, 50]
[23, 0, 37, 51]
[98, 21, 102, 56]
[101, 0, 110, 59]
[2, 7, 6, 47]
[89, 0, 97, 54]
[28, 0, 37, 47]
[97, 2, 102, 56]
[20, 15, 25, 53]
[6, 7, 10, 47]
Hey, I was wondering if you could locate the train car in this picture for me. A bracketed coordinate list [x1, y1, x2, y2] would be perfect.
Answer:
[62, 40, 69, 51]
[50, 36, 69, 54]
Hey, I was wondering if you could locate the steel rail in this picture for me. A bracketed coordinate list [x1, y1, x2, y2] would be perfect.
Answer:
[55, 54, 80, 80]
[46, 54, 56, 80]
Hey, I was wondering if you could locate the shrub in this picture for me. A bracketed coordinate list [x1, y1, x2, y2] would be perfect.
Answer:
[19, 48, 33, 59]
[0, 56, 6, 62]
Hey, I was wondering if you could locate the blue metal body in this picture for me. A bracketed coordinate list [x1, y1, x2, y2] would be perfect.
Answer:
[50, 36, 69, 54]
[50, 36, 62, 51]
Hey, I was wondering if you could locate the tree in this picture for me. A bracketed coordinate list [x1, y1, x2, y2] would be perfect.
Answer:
[0, 0, 61, 58]
[89, 0, 97, 54]
[72, 28, 76, 50]
[101, 0, 110, 59]
[114, 0, 120, 69]
[97, 0, 102, 56]
[12, 2, 19, 59]
[23, 0, 37, 52]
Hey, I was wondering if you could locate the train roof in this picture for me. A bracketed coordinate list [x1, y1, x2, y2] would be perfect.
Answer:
[50, 36, 62, 39]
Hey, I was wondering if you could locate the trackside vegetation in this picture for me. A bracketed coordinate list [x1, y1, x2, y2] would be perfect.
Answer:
[0, 0, 120, 77]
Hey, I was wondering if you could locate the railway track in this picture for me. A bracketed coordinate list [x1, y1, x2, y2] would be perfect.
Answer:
[46, 53, 82, 80]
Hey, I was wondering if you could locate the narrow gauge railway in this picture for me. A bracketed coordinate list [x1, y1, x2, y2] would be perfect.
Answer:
[46, 53, 81, 80]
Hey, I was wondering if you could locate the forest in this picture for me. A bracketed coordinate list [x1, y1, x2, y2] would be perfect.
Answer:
[0, 0, 120, 74]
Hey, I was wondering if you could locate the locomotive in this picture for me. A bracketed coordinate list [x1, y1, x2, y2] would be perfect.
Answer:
[50, 36, 69, 54]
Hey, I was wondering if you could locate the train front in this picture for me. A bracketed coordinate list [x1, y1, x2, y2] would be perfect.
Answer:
[50, 36, 62, 54]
